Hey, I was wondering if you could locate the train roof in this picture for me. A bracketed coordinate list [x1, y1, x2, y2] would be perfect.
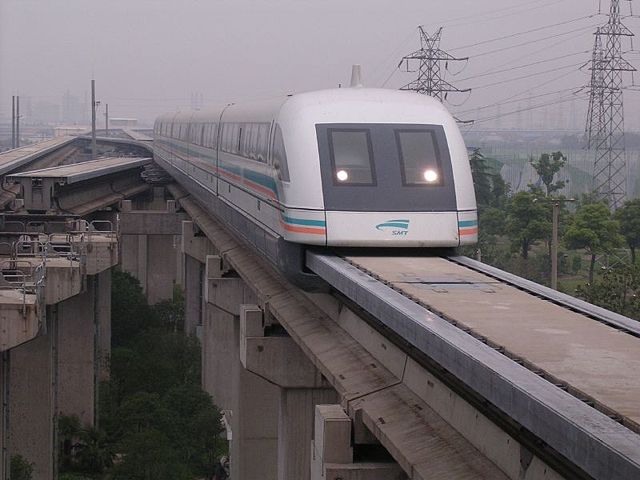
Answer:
[155, 88, 450, 124]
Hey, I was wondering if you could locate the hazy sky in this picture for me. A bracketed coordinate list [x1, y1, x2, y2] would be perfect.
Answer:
[1, 0, 639, 129]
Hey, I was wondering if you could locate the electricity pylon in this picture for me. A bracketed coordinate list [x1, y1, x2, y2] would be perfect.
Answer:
[399, 26, 471, 104]
[584, 0, 636, 209]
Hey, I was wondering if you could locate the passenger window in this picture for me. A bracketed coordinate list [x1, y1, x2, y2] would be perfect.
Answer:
[272, 125, 290, 182]
[328, 129, 375, 186]
[395, 130, 442, 186]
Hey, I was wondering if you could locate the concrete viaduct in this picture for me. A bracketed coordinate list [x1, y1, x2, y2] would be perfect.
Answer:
[0, 133, 637, 480]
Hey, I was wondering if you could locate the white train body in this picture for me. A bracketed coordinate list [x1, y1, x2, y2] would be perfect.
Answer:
[153, 88, 477, 285]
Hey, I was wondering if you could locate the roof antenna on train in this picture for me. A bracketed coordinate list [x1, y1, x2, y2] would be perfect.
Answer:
[350, 64, 363, 88]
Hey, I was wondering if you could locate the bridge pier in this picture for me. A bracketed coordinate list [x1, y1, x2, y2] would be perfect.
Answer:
[119, 195, 185, 304]
[6, 271, 110, 480]
[181, 221, 216, 336]
[204, 273, 279, 480]
[240, 304, 337, 480]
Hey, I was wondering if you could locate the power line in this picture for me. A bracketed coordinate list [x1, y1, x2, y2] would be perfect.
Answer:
[456, 51, 589, 83]
[450, 14, 597, 52]
[472, 61, 585, 90]
[456, 68, 582, 115]
[472, 93, 586, 125]
[470, 23, 601, 59]
[433, 0, 570, 30]
[456, 86, 580, 114]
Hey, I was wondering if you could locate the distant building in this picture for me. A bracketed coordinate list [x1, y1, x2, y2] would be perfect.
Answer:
[54, 126, 90, 137]
[110, 118, 138, 128]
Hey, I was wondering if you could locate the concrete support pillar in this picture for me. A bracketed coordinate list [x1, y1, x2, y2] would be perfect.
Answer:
[203, 277, 279, 480]
[8, 317, 56, 480]
[311, 405, 406, 480]
[278, 389, 337, 480]
[240, 305, 338, 480]
[95, 270, 111, 383]
[146, 234, 178, 304]
[1, 352, 9, 480]
[57, 279, 96, 426]
[136, 234, 148, 293]
[184, 255, 202, 337]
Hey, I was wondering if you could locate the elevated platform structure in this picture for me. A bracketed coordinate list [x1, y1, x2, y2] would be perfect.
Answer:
[0, 136, 76, 176]
[123, 128, 153, 142]
[6, 157, 152, 213]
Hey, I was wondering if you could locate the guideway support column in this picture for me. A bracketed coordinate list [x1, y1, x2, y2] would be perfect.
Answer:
[203, 269, 279, 480]
[240, 305, 337, 480]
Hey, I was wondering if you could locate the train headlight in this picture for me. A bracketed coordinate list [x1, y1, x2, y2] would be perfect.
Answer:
[423, 169, 439, 183]
[336, 170, 349, 182]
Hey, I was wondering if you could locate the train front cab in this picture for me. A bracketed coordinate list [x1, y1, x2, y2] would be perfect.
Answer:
[314, 122, 477, 247]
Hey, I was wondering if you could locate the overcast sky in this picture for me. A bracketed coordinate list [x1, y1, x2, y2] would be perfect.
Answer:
[1, 0, 639, 129]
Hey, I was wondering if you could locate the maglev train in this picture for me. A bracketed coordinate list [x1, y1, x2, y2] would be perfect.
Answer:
[153, 88, 478, 288]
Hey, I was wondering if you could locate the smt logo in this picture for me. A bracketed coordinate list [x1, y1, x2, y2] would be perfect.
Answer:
[376, 219, 410, 236]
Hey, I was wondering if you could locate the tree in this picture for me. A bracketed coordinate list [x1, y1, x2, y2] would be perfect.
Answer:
[10, 455, 33, 480]
[489, 172, 510, 209]
[529, 151, 567, 196]
[111, 270, 154, 347]
[564, 203, 623, 283]
[506, 191, 550, 259]
[576, 264, 640, 319]
[615, 199, 640, 264]
[469, 148, 493, 208]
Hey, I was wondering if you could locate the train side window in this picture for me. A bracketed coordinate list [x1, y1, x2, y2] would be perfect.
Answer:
[257, 124, 268, 163]
[271, 125, 290, 181]
[221, 124, 230, 152]
[328, 129, 375, 186]
[395, 130, 443, 186]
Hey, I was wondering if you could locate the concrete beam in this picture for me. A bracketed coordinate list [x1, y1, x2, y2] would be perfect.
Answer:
[311, 405, 406, 480]
[119, 211, 187, 235]
[240, 305, 328, 389]
[181, 220, 216, 264]
[0, 292, 39, 351]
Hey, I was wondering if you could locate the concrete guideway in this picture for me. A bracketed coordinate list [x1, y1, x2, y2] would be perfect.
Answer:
[345, 255, 640, 429]
[307, 253, 640, 480]
[7, 156, 152, 185]
[6, 156, 153, 214]
[169, 182, 557, 480]
[0, 136, 76, 177]
[122, 128, 153, 142]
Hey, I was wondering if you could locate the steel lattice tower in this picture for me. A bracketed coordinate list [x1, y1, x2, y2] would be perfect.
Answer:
[399, 27, 470, 103]
[585, 0, 636, 209]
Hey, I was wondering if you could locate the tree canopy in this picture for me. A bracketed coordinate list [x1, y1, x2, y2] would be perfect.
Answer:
[564, 203, 623, 283]
[505, 191, 550, 259]
[529, 151, 567, 196]
[615, 199, 640, 264]
[59, 271, 226, 480]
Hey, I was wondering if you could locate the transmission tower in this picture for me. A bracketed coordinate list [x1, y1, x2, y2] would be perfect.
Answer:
[399, 26, 471, 103]
[584, 0, 636, 209]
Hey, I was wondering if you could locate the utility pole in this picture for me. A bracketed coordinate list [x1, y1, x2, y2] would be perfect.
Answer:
[91, 79, 97, 159]
[551, 201, 560, 290]
[399, 26, 471, 104]
[16, 96, 20, 148]
[11, 96, 15, 149]
[584, 0, 636, 209]
[105, 103, 109, 137]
